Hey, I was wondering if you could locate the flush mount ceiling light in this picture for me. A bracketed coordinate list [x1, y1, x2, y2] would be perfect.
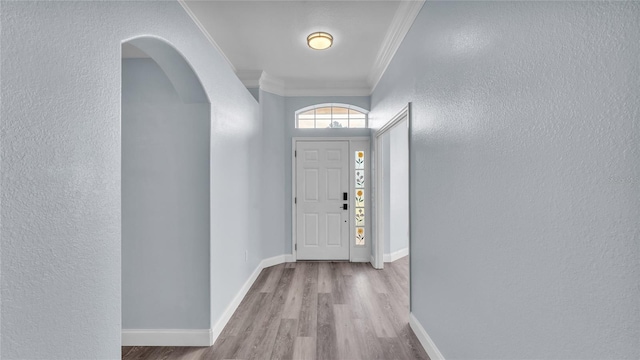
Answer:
[307, 32, 333, 50]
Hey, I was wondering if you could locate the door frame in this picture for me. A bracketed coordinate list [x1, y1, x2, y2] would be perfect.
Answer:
[292, 136, 371, 262]
[373, 104, 411, 270]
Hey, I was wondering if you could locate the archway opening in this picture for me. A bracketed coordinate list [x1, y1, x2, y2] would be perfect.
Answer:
[121, 37, 211, 343]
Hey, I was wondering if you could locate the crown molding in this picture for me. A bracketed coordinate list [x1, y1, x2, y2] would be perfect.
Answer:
[257, 72, 370, 97]
[259, 72, 286, 96]
[178, 0, 236, 73]
[367, 0, 425, 93]
[180, 0, 424, 97]
[235, 70, 371, 97]
[281, 86, 371, 97]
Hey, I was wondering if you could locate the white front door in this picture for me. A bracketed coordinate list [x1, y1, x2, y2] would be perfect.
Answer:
[296, 141, 350, 260]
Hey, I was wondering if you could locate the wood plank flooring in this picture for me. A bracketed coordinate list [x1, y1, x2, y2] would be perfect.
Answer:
[122, 256, 429, 360]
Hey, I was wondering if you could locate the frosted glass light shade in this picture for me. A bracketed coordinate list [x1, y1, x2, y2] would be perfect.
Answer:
[307, 32, 333, 50]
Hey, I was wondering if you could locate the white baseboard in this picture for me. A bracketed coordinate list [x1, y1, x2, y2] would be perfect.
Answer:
[284, 254, 296, 262]
[409, 313, 445, 360]
[122, 329, 212, 346]
[384, 247, 408, 263]
[210, 254, 287, 344]
[122, 254, 289, 347]
[262, 254, 286, 268]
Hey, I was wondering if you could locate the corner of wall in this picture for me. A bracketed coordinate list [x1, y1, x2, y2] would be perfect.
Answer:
[383, 248, 409, 263]
[409, 313, 445, 360]
[210, 254, 288, 344]
[123, 254, 291, 347]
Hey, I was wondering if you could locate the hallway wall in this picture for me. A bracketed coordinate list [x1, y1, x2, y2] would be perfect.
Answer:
[371, 1, 640, 358]
[259, 90, 287, 259]
[388, 119, 409, 256]
[382, 132, 392, 254]
[121, 58, 210, 330]
[1, 1, 261, 358]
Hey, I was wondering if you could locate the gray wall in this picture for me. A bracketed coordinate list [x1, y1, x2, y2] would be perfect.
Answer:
[370, 1, 640, 359]
[381, 120, 409, 257]
[1, 1, 262, 358]
[383, 132, 392, 254]
[248, 87, 260, 102]
[259, 90, 287, 258]
[122, 58, 210, 329]
[389, 119, 409, 255]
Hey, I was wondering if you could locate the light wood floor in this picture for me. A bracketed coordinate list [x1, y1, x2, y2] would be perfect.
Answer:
[122, 256, 429, 360]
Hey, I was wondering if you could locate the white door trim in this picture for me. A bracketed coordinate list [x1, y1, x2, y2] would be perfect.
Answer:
[373, 104, 411, 270]
[375, 106, 410, 137]
[292, 137, 371, 262]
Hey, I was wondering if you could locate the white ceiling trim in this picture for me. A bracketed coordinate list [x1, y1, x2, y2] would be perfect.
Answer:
[181, 0, 424, 97]
[280, 86, 372, 97]
[367, 0, 425, 93]
[178, 0, 236, 73]
[259, 72, 286, 96]
[257, 72, 371, 97]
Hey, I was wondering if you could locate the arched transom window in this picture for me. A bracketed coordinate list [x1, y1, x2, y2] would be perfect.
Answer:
[296, 104, 368, 129]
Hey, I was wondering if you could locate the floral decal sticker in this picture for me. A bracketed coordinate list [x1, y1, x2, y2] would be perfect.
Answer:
[356, 227, 365, 245]
[355, 207, 365, 226]
[355, 150, 365, 246]
[355, 189, 364, 207]
[355, 151, 364, 169]
[355, 170, 364, 188]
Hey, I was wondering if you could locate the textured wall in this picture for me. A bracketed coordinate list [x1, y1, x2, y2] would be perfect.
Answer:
[382, 132, 392, 254]
[248, 87, 260, 102]
[380, 120, 409, 257]
[389, 119, 408, 254]
[1, 1, 260, 358]
[121, 58, 210, 330]
[259, 90, 287, 259]
[371, 1, 640, 358]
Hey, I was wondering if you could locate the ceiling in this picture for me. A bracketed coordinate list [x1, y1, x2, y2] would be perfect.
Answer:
[125, 1, 425, 96]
